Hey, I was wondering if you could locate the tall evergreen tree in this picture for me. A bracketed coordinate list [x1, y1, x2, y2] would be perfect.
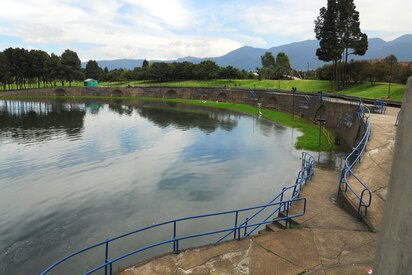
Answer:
[142, 59, 149, 68]
[61, 49, 82, 86]
[0, 52, 10, 90]
[261, 52, 275, 68]
[46, 53, 61, 87]
[314, 0, 367, 89]
[85, 60, 103, 81]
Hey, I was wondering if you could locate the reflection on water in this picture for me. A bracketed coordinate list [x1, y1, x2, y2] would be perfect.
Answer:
[0, 100, 85, 143]
[0, 99, 344, 274]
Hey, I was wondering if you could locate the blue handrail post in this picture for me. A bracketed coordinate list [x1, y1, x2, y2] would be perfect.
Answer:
[244, 218, 249, 237]
[173, 221, 177, 253]
[357, 200, 363, 219]
[104, 239, 109, 275]
[109, 262, 112, 275]
[233, 211, 238, 239]
[285, 203, 290, 228]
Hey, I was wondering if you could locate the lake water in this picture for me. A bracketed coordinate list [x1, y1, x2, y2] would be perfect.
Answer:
[0, 99, 342, 274]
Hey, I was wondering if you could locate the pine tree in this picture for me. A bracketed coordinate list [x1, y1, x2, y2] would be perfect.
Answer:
[314, 0, 367, 90]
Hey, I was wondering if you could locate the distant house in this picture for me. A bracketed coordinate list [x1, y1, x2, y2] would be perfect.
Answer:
[84, 78, 98, 87]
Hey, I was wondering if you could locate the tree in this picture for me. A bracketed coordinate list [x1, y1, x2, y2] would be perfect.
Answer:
[275, 52, 291, 70]
[317, 64, 334, 80]
[314, 0, 367, 90]
[148, 62, 171, 81]
[218, 66, 243, 79]
[0, 52, 10, 90]
[46, 53, 62, 87]
[384, 55, 400, 83]
[85, 60, 103, 81]
[261, 52, 275, 68]
[259, 52, 277, 80]
[275, 52, 292, 78]
[399, 63, 412, 84]
[142, 59, 149, 68]
[194, 61, 219, 80]
[61, 49, 82, 86]
[29, 49, 50, 88]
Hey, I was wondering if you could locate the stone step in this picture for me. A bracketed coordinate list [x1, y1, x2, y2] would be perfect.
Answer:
[265, 221, 286, 232]
[278, 211, 301, 227]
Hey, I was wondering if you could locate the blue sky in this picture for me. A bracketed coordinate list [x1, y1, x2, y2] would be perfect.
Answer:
[0, 0, 410, 61]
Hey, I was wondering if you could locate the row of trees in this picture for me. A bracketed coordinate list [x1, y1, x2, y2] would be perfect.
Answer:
[85, 60, 255, 83]
[316, 55, 412, 85]
[1, 45, 410, 91]
[257, 52, 293, 80]
[0, 47, 257, 90]
[314, 0, 368, 90]
[0, 48, 82, 90]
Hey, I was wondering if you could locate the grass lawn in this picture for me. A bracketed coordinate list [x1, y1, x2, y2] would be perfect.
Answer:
[335, 82, 405, 101]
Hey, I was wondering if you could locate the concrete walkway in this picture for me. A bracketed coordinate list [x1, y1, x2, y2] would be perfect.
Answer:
[345, 107, 398, 232]
[121, 107, 398, 275]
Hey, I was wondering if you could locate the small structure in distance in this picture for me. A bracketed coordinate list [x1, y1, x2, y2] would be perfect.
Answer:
[84, 78, 99, 87]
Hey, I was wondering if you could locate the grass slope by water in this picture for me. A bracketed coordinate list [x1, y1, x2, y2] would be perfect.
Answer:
[111, 96, 334, 152]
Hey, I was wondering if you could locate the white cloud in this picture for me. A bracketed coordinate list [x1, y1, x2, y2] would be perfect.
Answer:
[356, 0, 412, 39]
[124, 0, 196, 29]
[0, 0, 410, 60]
[229, 1, 324, 40]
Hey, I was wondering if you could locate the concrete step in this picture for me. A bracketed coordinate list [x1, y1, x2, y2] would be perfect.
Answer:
[278, 211, 301, 227]
[265, 221, 286, 232]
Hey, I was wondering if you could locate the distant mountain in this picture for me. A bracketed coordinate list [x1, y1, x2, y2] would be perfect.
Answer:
[81, 59, 144, 70]
[87, 35, 412, 71]
[175, 56, 203, 63]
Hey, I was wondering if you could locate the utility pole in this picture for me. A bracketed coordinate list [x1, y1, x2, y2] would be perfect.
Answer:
[292, 87, 296, 120]
[388, 59, 393, 99]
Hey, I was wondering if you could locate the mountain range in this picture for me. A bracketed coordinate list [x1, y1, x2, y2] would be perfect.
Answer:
[87, 34, 412, 71]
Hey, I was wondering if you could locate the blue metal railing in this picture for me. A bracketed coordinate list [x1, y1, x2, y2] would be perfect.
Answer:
[236, 152, 314, 238]
[41, 152, 314, 275]
[338, 101, 372, 217]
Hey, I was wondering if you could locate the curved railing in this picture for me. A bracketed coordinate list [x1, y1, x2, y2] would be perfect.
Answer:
[338, 101, 372, 217]
[41, 152, 314, 275]
[217, 152, 314, 241]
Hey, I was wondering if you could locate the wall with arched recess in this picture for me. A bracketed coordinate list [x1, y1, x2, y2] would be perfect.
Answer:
[111, 89, 124, 97]
[165, 90, 177, 98]
[0, 86, 363, 147]
[264, 96, 278, 109]
[216, 92, 228, 102]
[53, 89, 67, 96]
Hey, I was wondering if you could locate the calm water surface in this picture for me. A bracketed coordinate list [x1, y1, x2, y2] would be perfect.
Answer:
[0, 99, 342, 274]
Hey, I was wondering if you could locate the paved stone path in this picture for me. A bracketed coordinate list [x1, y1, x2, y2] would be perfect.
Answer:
[345, 107, 398, 232]
[121, 107, 398, 275]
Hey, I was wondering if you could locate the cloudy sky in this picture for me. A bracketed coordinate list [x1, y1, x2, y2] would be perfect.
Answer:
[0, 0, 410, 61]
